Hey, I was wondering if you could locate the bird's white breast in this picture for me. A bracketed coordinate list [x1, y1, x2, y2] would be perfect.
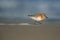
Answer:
[30, 17, 42, 21]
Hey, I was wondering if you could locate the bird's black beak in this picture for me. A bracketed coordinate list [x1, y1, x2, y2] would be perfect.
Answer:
[46, 16, 48, 18]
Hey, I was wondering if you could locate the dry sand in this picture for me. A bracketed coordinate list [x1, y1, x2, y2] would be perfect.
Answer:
[0, 20, 60, 40]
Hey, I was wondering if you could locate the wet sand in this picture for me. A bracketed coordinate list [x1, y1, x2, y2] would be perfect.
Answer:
[0, 20, 60, 40]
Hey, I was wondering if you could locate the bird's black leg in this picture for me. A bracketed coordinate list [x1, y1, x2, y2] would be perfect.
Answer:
[34, 21, 42, 24]
[34, 21, 38, 25]
[37, 21, 42, 24]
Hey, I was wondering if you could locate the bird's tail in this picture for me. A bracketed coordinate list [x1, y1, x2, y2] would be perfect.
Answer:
[28, 15, 33, 16]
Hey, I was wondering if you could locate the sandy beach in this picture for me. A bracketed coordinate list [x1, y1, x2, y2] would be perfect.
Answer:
[0, 19, 60, 40]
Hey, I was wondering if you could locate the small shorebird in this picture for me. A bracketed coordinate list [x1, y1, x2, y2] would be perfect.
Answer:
[28, 13, 48, 24]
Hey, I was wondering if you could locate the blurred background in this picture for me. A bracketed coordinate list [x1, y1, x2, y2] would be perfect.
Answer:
[0, 0, 60, 40]
[0, 0, 60, 19]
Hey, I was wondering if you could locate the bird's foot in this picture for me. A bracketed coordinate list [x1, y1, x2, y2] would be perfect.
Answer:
[38, 22, 42, 24]
[34, 23, 37, 25]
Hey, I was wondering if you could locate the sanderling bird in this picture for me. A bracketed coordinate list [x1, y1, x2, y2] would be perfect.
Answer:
[28, 13, 48, 24]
